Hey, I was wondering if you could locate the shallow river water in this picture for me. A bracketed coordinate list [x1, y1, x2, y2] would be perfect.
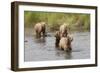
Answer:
[24, 29, 90, 62]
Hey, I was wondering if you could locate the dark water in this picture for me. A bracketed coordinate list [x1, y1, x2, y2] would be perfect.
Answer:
[24, 29, 90, 62]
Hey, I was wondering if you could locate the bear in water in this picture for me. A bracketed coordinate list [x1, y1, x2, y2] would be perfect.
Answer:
[59, 36, 73, 51]
[34, 22, 46, 38]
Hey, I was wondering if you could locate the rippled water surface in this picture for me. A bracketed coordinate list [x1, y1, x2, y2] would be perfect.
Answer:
[24, 29, 90, 62]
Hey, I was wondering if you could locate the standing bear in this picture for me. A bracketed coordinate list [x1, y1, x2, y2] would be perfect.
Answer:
[59, 36, 73, 51]
[34, 22, 46, 38]
[59, 23, 68, 38]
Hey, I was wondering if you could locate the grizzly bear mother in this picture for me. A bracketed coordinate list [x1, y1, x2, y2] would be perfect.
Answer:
[34, 22, 46, 38]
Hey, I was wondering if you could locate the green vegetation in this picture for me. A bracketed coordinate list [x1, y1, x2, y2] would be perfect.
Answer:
[24, 11, 90, 31]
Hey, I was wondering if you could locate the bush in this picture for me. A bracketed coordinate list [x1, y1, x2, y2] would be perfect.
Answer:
[24, 11, 90, 32]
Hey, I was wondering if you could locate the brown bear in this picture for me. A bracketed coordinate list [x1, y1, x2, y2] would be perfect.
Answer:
[55, 31, 60, 47]
[59, 36, 73, 51]
[34, 22, 46, 38]
[59, 23, 68, 38]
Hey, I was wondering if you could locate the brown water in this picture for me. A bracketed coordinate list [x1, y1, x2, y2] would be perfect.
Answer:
[24, 28, 90, 62]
